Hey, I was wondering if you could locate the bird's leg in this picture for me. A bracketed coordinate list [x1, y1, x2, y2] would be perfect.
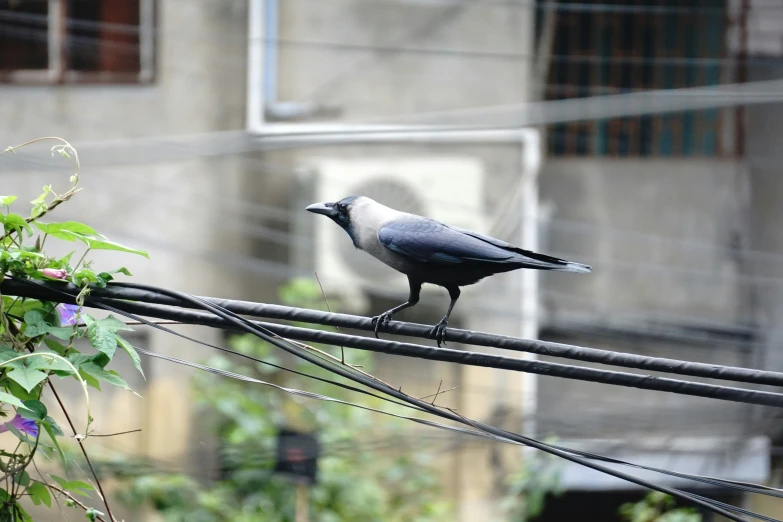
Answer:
[371, 278, 422, 338]
[431, 286, 460, 347]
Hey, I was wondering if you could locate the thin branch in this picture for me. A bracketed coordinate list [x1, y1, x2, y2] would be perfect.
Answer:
[85, 429, 141, 438]
[47, 382, 116, 522]
[314, 271, 357, 366]
[418, 386, 458, 401]
[32, 478, 107, 522]
[73, 248, 91, 272]
[429, 380, 443, 406]
[32, 458, 70, 522]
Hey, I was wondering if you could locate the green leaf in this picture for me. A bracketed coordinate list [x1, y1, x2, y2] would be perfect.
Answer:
[96, 315, 133, 333]
[4, 381, 37, 401]
[83, 315, 117, 360]
[80, 362, 135, 394]
[0, 391, 25, 409]
[72, 268, 101, 286]
[42, 416, 63, 437]
[13, 470, 30, 487]
[117, 335, 145, 379]
[30, 185, 52, 219]
[0, 196, 17, 207]
[22, 310, 49, 337]
[13, 500, 33, 522]
[6, 367, 47, 393]
[18, 399, 46, 421]
[59, 251, 75, 266]
[21, 309, 73, 341]
[0, 346, 17, 364]
[0, 213, 32, 237]
[43, 424, 67, 472]
[32, 221, 98, 240]
[47, 326, 75, 341]
[8, 300, 44, 319]
[26, 352, 73, 373]
[44, 339, 68, 355]
[76, 236, 149, 258]
[112, 267, 132, 276]
[77, 369, 101, 390]
[27, 482, 51, 507]
[50, 475, 94, 497]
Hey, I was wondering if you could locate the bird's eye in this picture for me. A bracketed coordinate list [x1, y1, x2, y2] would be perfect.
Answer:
[337, 204, 347, 213]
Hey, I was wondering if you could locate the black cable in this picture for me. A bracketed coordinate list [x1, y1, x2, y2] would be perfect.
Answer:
[5, 279, 783, 408]
[70, 298, 424, 414]
[125, 283, 777, 522]
[12, 277, 770, 522]
[9, 279, 779, 389]
[134, 340, 783, 505]
[84, 297, 783, 408]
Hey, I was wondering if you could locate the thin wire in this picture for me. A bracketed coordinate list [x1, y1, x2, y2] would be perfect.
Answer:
[0, 19, 748, 69]
[20, 153, 783, 292]
[1, 7, 782, 67]
[2, 0, 783, 15]
[102, 286, 783, 520]
[6, 278, 783, 399]
[35, 216, 775, 368]
[7, 277, 781, 519]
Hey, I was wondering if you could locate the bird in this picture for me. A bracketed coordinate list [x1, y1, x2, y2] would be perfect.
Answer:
[306, 196, 591, 346]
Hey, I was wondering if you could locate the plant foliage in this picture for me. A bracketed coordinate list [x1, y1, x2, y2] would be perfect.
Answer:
[105, 279, 453, 522]
[0, 138, 146, 520]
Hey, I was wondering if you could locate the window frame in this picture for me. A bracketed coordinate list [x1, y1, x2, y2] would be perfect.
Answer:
[0, 0, 156, 85]
[542, 0, 742, 159]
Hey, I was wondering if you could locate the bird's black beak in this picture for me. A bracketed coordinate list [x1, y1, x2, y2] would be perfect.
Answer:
[305, 202, 338, 217]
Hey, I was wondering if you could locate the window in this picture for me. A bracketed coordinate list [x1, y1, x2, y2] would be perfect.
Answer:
[543, 0, 741, 158]
[0, 0, 155, 83]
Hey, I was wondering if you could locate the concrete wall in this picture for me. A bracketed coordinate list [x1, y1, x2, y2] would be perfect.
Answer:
[747, 62, 783, 382]
[271, 2, 537, 519]
[535, 156, 771, 487]
[0, 0, 540, 520]
[277, 0, 534, 119]
[0, 1, 255, 519]
[540, 158, 753, 325]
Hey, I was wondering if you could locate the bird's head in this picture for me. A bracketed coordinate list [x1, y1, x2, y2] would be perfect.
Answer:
[305, 195, 362, 231]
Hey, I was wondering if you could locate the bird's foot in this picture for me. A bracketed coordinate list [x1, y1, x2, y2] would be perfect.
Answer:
[430, 319, 449, 347]
[371, 311, 394, 338]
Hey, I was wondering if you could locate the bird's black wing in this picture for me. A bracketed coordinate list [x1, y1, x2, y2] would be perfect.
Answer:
[378, 217, 562, 268]
[447, 225, 576, 267]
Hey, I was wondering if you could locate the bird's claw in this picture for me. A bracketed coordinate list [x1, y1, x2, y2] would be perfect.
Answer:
[371, 312, 393, 338]
[431, 320, 449, 347]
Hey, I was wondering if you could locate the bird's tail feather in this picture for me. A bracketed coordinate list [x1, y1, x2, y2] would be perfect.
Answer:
[512, 248, 592, 274]
[553, 261, 592, 274]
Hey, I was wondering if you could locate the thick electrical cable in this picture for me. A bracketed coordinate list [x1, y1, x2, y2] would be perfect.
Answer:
[5, 279, 781, 389]
[5, 278, 783, 408]
[4, 277, 781, 521]
[101, 283, 779, 521]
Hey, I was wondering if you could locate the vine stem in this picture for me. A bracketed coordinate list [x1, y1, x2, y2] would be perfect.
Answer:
[47, 382, 116, 522]
[0, 136, 82, 243]
[74, 248, 91, 271]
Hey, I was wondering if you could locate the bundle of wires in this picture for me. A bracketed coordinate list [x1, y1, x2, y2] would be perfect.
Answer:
[4, 276, 783, 522]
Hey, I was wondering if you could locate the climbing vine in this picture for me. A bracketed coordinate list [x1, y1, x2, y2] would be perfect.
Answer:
[0, 138, 147, 521]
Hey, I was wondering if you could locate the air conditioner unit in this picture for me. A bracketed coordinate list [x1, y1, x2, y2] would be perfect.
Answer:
[293, 157, 488, 309]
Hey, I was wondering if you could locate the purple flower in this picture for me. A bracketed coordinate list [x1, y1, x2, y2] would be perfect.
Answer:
[56, 303, 79, 327]
[41, 268, 67, 279]
[0, 414, 39, 438]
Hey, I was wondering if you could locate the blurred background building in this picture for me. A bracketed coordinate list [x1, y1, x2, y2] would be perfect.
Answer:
[1, 0, 783, 520]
